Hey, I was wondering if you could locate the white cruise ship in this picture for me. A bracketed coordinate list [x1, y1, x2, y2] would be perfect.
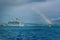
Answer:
[8, 18, 24, 26]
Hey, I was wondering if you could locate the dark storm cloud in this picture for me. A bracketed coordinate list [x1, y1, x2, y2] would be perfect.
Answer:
[0, 0, 60, 24]
[0, 0, 46, 6]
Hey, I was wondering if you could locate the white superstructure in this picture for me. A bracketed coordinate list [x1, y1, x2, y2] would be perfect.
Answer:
[8, 18, 24, 26]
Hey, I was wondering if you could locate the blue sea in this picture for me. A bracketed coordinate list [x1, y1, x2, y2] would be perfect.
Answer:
[0, 26, 60, 40]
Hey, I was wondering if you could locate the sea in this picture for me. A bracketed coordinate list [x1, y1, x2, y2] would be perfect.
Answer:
[0, 26, 60, 40]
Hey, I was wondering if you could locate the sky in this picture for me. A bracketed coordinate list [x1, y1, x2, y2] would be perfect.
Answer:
[0, 0, 60, 24]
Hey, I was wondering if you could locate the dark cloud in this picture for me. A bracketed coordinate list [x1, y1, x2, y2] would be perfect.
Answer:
[29, 0, 46, 2]
[0, 0, 60, 24]
[0, 0, 46, 6]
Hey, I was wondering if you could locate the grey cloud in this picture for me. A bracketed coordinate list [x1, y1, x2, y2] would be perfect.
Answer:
[0, 0, 60, 24]
[0, 0, 46, 6]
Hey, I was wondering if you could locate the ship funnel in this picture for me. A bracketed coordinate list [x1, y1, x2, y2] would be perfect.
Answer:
[16, 18, 20, 22]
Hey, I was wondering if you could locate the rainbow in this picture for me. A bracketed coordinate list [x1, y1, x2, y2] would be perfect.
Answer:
[32, 7, 52, 24]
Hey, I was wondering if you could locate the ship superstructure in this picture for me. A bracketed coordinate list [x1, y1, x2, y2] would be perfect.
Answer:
[8, 18, 24, 26]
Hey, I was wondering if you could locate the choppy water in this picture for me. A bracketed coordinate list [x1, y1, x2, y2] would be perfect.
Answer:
[0, 26, 60, 40]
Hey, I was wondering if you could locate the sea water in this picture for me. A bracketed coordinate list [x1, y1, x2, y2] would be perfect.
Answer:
[0, 26, 60, 40]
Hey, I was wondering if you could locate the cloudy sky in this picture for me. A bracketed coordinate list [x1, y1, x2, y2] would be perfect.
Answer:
[0, 0, 60, 24]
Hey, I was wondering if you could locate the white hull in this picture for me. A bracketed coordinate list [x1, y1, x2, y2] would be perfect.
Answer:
[8, 24, 24, 26]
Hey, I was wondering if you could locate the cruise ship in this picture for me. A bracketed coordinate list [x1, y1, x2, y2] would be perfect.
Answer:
[7, 18, 24, 26]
